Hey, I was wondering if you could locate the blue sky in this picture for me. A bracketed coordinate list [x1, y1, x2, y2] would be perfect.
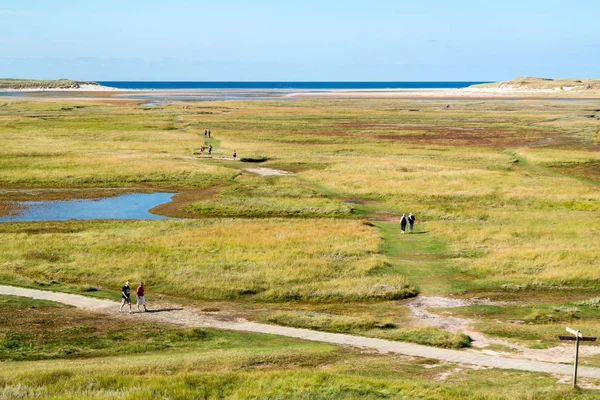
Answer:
[0, 0, 598, 81]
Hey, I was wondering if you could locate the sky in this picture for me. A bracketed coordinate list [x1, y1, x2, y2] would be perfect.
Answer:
[0, 0, 598, 81]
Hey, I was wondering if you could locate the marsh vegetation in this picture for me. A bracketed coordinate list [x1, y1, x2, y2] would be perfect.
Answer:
[0, 96, 599, 397]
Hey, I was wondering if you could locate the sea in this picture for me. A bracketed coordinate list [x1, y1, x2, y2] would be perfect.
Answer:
[98, 81, 487, 90]
[0, 82, 491, 101]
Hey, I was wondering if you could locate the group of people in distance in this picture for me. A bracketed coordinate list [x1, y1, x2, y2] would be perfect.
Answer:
[199, 129, 237, 160]
[119, 281, 147, 313]
[200, 129, 213, 155]
[200, 144, 212, 155]
[399, 212, 416, 234]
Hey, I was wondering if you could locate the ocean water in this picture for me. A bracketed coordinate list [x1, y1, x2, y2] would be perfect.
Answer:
[98, 81, 488, 90]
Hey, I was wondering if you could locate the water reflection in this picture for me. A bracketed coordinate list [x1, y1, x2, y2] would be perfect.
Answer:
[0, 193, 176, 222]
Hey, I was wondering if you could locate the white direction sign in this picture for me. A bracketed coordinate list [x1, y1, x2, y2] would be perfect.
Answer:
[566, 327, 583, 338]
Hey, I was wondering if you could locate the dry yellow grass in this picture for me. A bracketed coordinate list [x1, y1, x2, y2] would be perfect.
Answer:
[0, 218, 415, 301]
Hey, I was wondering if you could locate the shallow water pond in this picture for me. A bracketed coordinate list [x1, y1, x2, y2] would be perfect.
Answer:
[0, 192, 176, 222]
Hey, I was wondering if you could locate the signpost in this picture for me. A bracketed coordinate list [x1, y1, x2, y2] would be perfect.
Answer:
[559, 327, 597, 388]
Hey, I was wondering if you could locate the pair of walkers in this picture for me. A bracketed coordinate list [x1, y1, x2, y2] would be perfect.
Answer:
[200, 144, 212, 155]
[120, 281, 148, 313]
[399, 212, 416, 234]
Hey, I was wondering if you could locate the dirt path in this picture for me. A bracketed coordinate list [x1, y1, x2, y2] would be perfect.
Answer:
[244, 167, 294, 176]
[1, 285, 599, 379]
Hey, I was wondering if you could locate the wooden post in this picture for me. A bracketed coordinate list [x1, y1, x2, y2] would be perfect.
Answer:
[573, 334, 580, 388]
[559, 327, 595, 389]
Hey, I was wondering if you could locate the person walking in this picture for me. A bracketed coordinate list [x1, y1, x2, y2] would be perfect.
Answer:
[233, 150, 237, 160]
[208, 130, 211, 138]
[204, 129, 207, 136]
[208, 145, 212, 155]
[136, 282, 147, 312]
[408, 212, 416, 233]
[399, 214, 408, 234]
[120, 281, 132, 313]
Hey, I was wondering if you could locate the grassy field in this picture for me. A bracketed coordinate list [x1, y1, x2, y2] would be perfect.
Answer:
[0, 296, 598, 399]
[184, 174, 353, 218]
[1, 97, 598, 300]
[0, 96, 599, 396]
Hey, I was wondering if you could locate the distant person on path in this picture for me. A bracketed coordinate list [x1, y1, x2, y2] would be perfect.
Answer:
[408, 212, 416, 233]
[136, 282, 147, 312]
[233, 150, 237, 160]
[204, 129, 207, 136]
[120, 281, 132, 313]
[208, 145, 212, 155]
[201, 145, 205, 154]
[399, 214, 407, 234]
[208, 130, 211, 138]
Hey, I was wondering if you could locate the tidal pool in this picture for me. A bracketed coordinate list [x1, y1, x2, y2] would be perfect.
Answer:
[0, 192, 176, 222]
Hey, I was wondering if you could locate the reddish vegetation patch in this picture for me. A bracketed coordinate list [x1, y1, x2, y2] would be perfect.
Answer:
[303, 123, 548, 147]
[547, 161, 600, 184]
[149, 186, 221, 218]
[0, 201, 20, 217]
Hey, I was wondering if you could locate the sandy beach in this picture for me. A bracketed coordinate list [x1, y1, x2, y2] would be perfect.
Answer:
[287, 87, 600, 99]
[2, 86, 599, 101]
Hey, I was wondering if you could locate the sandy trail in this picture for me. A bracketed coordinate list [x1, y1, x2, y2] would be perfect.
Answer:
[243, 167, 294, 176]
[1, 285, 599, 379]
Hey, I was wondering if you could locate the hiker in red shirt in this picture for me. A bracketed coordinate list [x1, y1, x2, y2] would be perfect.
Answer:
[136, 282, 147, 312]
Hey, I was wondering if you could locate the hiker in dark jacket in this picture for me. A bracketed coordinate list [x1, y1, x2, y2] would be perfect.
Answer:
[120, 281, 132, 313]
[408, 213, 416, 233]
[399, 214, 408, 234]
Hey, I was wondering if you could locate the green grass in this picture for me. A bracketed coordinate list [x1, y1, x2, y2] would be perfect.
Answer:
[374, 220, 474, 295]
[3, 355, 594, 400]
[0, 295, 249, 362]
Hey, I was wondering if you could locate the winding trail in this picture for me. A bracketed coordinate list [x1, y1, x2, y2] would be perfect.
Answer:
[2, 285, 600, 379]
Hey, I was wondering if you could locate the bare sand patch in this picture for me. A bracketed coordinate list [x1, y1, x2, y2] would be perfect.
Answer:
[243, 167, 294, 176]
